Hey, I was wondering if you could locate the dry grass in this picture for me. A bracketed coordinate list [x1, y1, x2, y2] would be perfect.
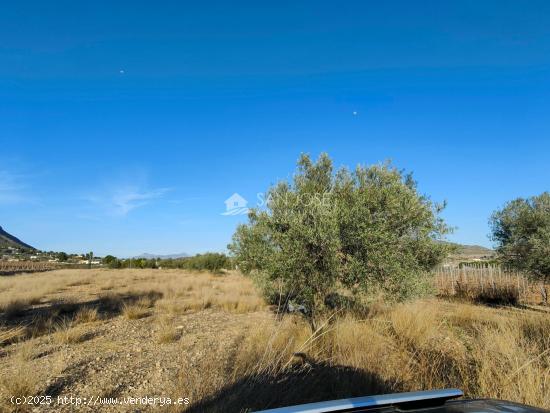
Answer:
[0, 326, 27, 346]
[1, 299, 31, 320]
[15, 341, 35, 362]
[1, 268, 548, 412]
[0, 269, 265, 320]
[0, 362, 38, 413]
[73, 306, 99, 324]
[212, 300, 550, 411]
[434, 266, 546, 305]
[121, 299, 151, 320]
[54, 319, 86, 344]
[0, 269, 265, 354]
[156, 316, 180, 344]
[0, 269, 268, 413]
[0, 353, 66, 413]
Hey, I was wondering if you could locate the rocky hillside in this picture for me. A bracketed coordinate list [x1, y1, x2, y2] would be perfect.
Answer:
[442, 241, 495, 260]
[0, 225, 34, 250]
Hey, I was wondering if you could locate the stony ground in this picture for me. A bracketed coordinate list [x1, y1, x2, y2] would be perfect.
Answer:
[12, 312, 266, 412]
[2, 269, 549, 412]
[0, 269, 271, 413]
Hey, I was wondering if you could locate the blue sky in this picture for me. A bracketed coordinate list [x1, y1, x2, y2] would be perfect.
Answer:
[1, 1, 549, 256]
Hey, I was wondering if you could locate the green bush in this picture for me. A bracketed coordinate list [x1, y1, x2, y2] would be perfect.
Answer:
[229, 153, 451, 326]
[490, 192, 550, 303]
[101, 253, 233, 272]
[102, 255, 120, 268]
[159, 253, 233, 272]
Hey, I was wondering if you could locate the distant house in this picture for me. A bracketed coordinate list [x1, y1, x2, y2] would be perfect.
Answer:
[224, 193, 247, 210]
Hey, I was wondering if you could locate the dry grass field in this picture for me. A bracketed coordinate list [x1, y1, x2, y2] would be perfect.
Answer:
[0, 269, 549, 412]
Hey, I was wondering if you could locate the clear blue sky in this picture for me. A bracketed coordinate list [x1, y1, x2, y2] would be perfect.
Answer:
[1, 1, 549, 257]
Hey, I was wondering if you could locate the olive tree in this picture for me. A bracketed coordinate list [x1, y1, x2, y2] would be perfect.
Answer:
[229, 153, 451, 325]
[490, 192, 550, 303]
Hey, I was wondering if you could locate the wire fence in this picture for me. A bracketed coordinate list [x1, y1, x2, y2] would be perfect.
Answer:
[434, 264, 547, 305]
[0, 261, 61, 275]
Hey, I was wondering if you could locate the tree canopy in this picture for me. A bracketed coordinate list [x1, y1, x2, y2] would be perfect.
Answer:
[229, 153, 451, 323]
[490, 192, 550, 292]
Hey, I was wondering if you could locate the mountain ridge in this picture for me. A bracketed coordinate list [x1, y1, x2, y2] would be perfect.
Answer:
[0, 226, 35, 250]
[133, 252, 190, 259]
[441, 241, 494, 258]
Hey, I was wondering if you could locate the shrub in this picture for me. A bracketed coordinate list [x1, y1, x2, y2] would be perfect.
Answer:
[229, 153, 451, 326]
[160, 253, 233, 272]
[102, 255, 121, 268]
[491, 192, 550, 303]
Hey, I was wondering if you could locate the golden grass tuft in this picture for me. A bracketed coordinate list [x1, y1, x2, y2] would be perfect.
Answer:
[0, 326, 27, 346]
[54, 319, 86, 344]
[156, 298, 188, 315]
[0, 363, 39, 413]
[389, 301, 440, 349]
[232, 316, 312, 378]
[156, 316, 180, 344]
[15, 340, 36, 362]
[121, 299, 151, 320]
[74, 306, 99, 324]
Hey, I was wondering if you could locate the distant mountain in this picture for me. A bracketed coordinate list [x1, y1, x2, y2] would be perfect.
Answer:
[0, 226, 35, 250]
[134, 252, 190, 259]
[442, 241, 494, 258]
[455, 244, 494, 257]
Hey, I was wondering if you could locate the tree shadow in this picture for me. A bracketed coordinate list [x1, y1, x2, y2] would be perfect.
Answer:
[185, 360, 397, 413]
[0, 290, 163, 343]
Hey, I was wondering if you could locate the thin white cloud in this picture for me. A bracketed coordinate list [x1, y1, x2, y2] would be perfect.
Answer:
[87, 185, 171, 216]
[111, 187, 170, 215]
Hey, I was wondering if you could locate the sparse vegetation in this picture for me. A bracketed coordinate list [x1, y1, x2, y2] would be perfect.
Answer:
[121, 299, 152, 320]
[0, 268, 548, 412]
[434, 264, 546, 305]
[54, 319, 86, 344]
[161, 253, 233, 272]
[184, 300, 550, 412]
[156, 316, 180, 344]
[74, 306, 99, 324]
[0, 362, 39, 413]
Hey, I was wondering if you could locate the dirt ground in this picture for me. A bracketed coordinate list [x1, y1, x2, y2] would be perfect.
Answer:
[0, 269, 270, 413]
[1, 269, 549, 413]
